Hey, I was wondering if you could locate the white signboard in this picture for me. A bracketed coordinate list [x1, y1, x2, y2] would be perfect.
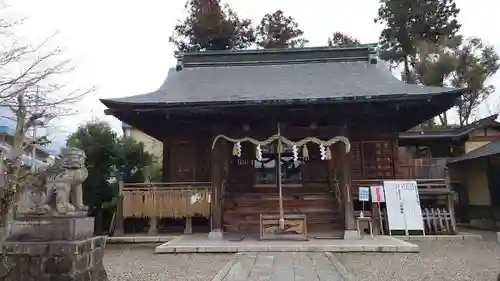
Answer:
[370, 185, 385, 203]
[358, 187, 370, 202]
[383, 180, 424, 235]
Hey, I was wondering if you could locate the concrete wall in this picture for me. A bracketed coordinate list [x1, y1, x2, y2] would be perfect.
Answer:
[463, 159, 491, 206]
[465, 141, 490, 153]
[128, 128, 163, 160]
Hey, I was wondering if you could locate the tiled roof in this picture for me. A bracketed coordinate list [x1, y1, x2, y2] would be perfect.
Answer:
[448, 139, 500, 164]
[399, 114, 500, 139]
[100, 46, 465, 109]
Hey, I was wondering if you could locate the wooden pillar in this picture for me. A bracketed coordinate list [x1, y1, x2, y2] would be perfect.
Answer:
[445, 167, 457, 233]
[184, 216, 192, 234]
[209, 137, 224, 239]
[162, 138, 171, 182]
[148, 182, 158, 235]
[114, 180, 125, 236]
[148, 217, 158, 235]
[339, 126, 356, 236]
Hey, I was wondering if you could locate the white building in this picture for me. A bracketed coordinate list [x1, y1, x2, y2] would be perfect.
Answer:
[0, 125, 54, 168]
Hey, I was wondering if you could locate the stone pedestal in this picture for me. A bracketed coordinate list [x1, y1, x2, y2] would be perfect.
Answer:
[184, 216, 192, 235]
[1, 216, 108, 281]
[148, 217, 158, 235]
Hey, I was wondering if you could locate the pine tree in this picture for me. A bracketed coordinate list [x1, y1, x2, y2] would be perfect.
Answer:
[169, 0, 255, 52]
[328, 32, 360, 47]
[375, 0, 461, 83]
[255, 10, 308, 49]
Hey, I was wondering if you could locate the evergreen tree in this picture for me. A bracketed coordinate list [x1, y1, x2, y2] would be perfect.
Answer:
[451, 38, 499, 126]
[67, 121, 156, 232]
[413, 36, 462, 126]
[375, 0, 461, 83]
[169, 0, 255, 52]
[328, 32, 360, 47]
[255, 10, 308, 49]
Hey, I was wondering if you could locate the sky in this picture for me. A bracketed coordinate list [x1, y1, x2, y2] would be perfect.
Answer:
[4, 0, 500, 153]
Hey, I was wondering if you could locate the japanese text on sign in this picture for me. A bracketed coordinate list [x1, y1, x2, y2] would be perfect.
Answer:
[358, 187, 370, 202]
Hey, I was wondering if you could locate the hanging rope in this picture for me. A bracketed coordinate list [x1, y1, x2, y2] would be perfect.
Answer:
[211, 134, 351, 160]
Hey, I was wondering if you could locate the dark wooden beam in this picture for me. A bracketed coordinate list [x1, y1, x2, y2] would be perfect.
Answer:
[210, 134, 224, 233]
[162, 137, 171, 182]
[339, 125, 356, 231]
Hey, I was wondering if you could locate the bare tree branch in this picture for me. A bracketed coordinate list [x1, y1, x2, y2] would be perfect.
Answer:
[0, 6, 94, 248]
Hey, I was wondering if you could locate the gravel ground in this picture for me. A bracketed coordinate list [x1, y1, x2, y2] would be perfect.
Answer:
[104, 244, 232, 281]
[336, 230, 500, 281]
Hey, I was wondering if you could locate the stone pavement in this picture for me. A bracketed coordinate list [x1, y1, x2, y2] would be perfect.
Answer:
[214, 252, 350, 281]
[156, 233, 420, 253]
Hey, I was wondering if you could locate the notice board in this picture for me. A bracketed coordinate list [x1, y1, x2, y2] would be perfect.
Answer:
[383, 180, 424, 234]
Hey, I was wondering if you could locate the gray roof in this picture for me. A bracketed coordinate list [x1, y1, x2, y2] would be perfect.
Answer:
[400, 114, 500, 140]
[448, 139, 500, 164]
[101, 46, 464, 109]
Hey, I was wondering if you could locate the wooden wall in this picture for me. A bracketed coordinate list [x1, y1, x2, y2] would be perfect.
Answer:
[162, 128, 398, 234]
[163, 136, 211, 182]
[223, 144, 344, 234]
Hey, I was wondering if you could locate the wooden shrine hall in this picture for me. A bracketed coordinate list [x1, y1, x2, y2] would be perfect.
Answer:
[101, 46, 466, 239]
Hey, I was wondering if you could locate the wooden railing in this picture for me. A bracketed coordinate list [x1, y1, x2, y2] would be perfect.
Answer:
[398, 157, 448, 179]
[120, 181, 211, 218]
[351, 178, 452, 196]
[122, 181, 211, 191]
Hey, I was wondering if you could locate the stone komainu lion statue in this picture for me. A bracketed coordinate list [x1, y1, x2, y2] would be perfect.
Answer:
[17, 147, 88, 216]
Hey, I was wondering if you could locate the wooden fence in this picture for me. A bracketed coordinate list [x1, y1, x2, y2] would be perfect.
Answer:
[120, 182, 211, 218]
[380, 207, 457, 235]
[422, 207, 457, 234]
[398, 157, 448, 179]
[112, 181, 211, 236]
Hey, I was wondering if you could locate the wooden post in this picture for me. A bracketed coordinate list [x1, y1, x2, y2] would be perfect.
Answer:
[148, 217, 158, 235]
[114, 180, 125, 236]
[162, 138, 171, 182]
[339, 125, 356, 237]
[445, 167, 457, 233]
[209, 137, 224, 239]
[148, 181, 158, 235]
[184, 216, 193, 234]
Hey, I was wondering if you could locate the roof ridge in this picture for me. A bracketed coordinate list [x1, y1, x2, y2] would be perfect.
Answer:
[176, 46, 378, 69]
[175, 44, 378, 57]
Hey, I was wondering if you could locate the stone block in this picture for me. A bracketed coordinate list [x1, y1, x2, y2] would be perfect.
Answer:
[397, 245, 420, 253]
[243, 246, 268, 252]
[329, 245, 346, 252]
[338, 245, 359, 252]
[93, 236, 107, 248]
[379, 245, 398, 252]
[155, 246, 175, 253]
[92, 247, 104, 266]
[7, 216, 94, 242]
[268, 245, 299, 252]
[2, 236, 108, 281]
[361, 245, 377, 252]
[343, 230, 360, 240]
[206, 246, 237, 253]
[208, 229, 223, 240]
[174, 246, 196, 253]
[75, 253, 91, 273]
